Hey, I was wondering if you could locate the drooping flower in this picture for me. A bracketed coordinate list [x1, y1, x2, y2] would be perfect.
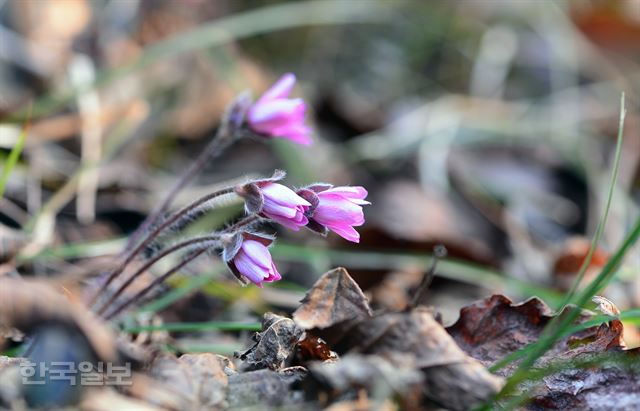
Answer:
[247, 73, 312, 146]
[303, 185, 370, 243]
[258, 182, 311, 231]
[224, 232, 281, 287]
[235, 171, 311, 231]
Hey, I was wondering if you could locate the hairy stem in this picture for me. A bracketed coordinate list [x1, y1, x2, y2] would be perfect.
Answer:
[125, 125, 238, 252]
[95, 235, 221, 315]
[99, 214, 260, 318]
[89, 187, 235, 307]
[103, 249, 206, 320]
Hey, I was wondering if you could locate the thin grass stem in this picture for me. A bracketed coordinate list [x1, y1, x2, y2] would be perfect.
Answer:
[559, 93, 626, 310]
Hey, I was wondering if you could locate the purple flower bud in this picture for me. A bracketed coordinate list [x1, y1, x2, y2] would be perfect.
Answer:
[225, 232, 281, 287]
[247, 73, 313, 146]
[258, 182, 311, 231]
[309, 186, 370, 243]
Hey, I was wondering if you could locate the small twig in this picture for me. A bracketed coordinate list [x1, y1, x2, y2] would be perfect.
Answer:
[410, 245, 447, 309]
[88, 186, 235, 307]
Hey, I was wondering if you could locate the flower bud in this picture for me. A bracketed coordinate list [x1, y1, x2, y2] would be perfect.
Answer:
[224, 232, 280, 287]
[246, 73, 312, 146]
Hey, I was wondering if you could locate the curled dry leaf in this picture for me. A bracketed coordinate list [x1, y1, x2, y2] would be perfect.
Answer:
[592, 295, 621, 316]
[293, 267, 372, 329]
[346, 307, 504, 410]
[446, 294, 625, 375]
[144, 353, 229, 411]
[293, 267, 372, 345]
[447, 294, 640, 409]
[236, 312, 303, 371]
[292, 267, 503, 410]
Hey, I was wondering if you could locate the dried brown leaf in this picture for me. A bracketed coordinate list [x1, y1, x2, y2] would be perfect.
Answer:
[345, 307, 504, 410]
[236, 312, 303, 371]
[529, 351, 640, 410]
[447, 295, 640, 409]
[293, 267, 372, 331]
[446, 294, 625, 375]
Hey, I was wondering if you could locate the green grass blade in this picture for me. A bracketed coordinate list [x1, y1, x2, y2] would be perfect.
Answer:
[489, 94, 629, 376]
[490, 307, 640, 373]
[0, 122, 28, 198]
[559, 92, 626, 309]
[496, 216, 640, 404]
[495, 351, 640, 410]
[123, 321, 261, 333]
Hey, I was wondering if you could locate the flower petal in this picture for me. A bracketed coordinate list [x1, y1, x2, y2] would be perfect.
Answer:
[268, 213, 308, 231]
[234, 250, 267, 284]
[241, 240, 273, 270]
[328, 224, 360, 243]
[248, 99, 305, 129]
[256, 73, 296, 104]
[269, 123, 313, 146]
[261, 183, 311, 206]
[313, 195, 365, 227]
[264, 262, 282, 282]
[322, 186, 370, 205]
[263, 200, 298, 218]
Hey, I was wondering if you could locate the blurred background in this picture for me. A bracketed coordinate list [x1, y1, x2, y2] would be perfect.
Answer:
[1, 0, 639, 348]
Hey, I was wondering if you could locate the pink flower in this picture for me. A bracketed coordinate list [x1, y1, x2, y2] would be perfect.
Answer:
[259, 182, 311, 231]
[311, 186, 370, 243]
[247, 73, 312, 146]
[231, 239, 281, 287]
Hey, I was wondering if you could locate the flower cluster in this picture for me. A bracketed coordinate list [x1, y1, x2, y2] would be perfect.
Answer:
[95, 73, 369, 318]
[229, 174, 369, 286]
[216, 74, 370, 286]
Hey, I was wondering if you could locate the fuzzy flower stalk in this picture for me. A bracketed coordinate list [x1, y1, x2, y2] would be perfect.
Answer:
[247, 73, 313, 146]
